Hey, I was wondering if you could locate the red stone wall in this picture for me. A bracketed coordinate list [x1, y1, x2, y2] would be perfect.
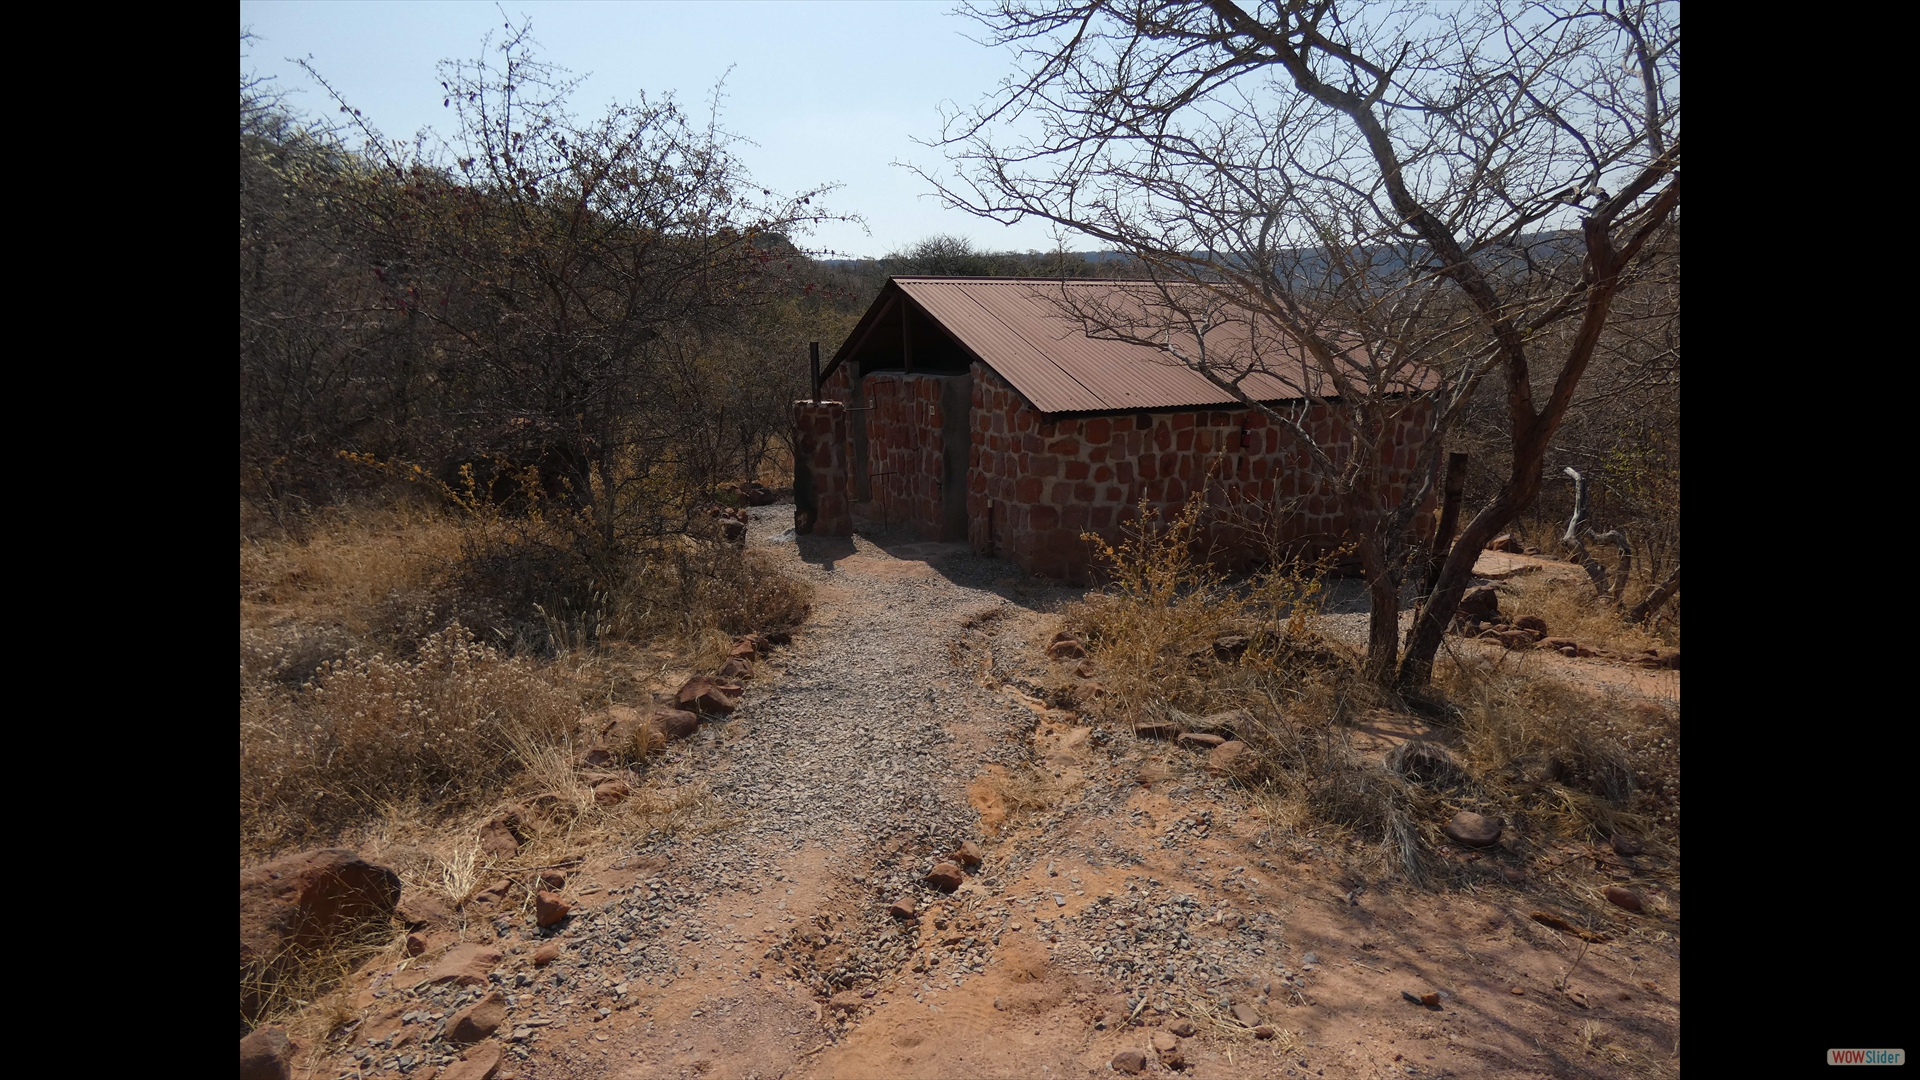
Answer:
[965, 362, 1434, 582]
[791, 400, 850, 536]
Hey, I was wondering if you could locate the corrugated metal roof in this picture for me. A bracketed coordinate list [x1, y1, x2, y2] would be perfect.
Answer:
[887, 277, 1418, 415]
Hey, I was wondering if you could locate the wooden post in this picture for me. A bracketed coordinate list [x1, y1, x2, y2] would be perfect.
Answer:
[810, 341, 821, 403]
[902, 300, 914, 373]
[1422, 451, 1469, 599]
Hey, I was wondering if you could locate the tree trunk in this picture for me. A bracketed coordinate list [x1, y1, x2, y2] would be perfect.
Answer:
[1358, 535, 1401, 686]
[1624, 564, 1680, 625]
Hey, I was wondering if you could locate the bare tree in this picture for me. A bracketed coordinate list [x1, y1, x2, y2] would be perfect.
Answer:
[920, 0, 1679, 689]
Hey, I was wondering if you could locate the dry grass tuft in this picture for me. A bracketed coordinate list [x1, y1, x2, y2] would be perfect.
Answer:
[1504, 573, 1679, 653]
[240, 623, 583, 857]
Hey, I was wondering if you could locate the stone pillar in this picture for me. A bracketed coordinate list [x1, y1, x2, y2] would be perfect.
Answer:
[792, 400, 851, 536]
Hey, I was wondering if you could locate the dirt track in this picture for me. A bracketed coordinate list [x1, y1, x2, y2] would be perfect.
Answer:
[322, 509, 1680, 1080]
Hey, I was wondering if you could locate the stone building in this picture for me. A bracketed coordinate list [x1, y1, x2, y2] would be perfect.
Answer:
[795, 277, 1433, 582]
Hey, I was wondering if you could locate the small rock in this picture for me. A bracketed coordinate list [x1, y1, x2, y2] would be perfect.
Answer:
[1230, 1002, 1262, 1027]
[477, 815, 521, 859]
[437, 1043, 504, 1080]
[425, 944, 503, 986]
[1176, 732, 1226, 750]
[949, 840, 984, 869]
[1207, 741, 1268, 782]
[535, 891, 571, 927]
[239, 1025, 297, 1080]
[538, 869, 566, 890]
[925, 863, 964, 892]
[1046, 636, 1088, 660]
[1510, 986, 1525, 995]
[1165, 1018, 1197, 1038]
[1132, 721, 1181, 740]
[532, 943, 561, 967]
[1150, 1033, 1180, 1052]
[718, 656, 754, 680]
[1610, 834, 1645, 857]
[447, 991, 508, 1045]
[1074, 660, 1097, 678]
[649, 708, 700, 741]
[1401, 990, 1440, 1008]
[1110, 1050, 1148, 1074]
[396, 888, 452, 930]
[1253, 1025, 1277, 1040]
[1443, 811, 1502, 847]
[1603, 886, 1643, 912]
[593, 779, 631, 805]
[675, 675, 742, 715]
[1485, 534, 1520, 553]
[404, 933, 430, 957]
[888, 897, 916, 919]
[1458, 584, 1501, 620]
[1514, 615, 1548, 639]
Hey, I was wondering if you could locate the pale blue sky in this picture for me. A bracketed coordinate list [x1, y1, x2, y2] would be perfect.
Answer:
[239, 1, 1071, 258]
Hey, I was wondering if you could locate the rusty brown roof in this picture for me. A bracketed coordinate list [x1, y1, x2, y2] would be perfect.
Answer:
[876, 277, 1419, 415]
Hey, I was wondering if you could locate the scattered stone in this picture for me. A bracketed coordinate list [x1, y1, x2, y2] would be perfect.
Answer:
[1485, 534, 1520, 553]
[239, 1025, 297, 1080]
[1514, 615, 1548, 639]
[535, 891, 571, 927]
[676, 675, 743, 715]
[1150, 1032, 1179, 1053]
[1495, 629, 1537, 649]
[1458, 584, 1501, 620]
[395, 887, 452, 930]
[447, 991, 508, 1045]
[477, 814, 521, 859]
[1443, 811, 1502, 847]
[1046, 635, 1088, 660]
[948, 840, 984, 869]
[593, 779, 632, 805]
[1074, 660, 1097, 678]
[888, 897, 917, 920]
[1164, 1018, 1197, 1038]
[1632, 649, 1681, 670]
[404, 932, 430, 957]
[718, 656, 754, 681]
[649, 708, 701, 741]
[1176, 732, 1226, 750]
[1207, 741, 1268, 782]
[239, 848, 402, 1023]
[1610, 834, 1645, 857]
[1253, 1025, 1277, 1040]
[925, 862, 964, 892]
[1230, 1002, 1262, 1027]
[437, 1043, 504, 1080]
[1511, 986, 1525, 995]
[1400, 990, 1441, 1008]
[1132, 721, 1181, 740]
[531, 943, 561, 967]
[1559, 646, 1578, 657]
[1110, 1050, 1148, 1074]
[1603, 886, 1643, 912]
[538, 869, 566, 890]
[426, 944, 503, 986]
